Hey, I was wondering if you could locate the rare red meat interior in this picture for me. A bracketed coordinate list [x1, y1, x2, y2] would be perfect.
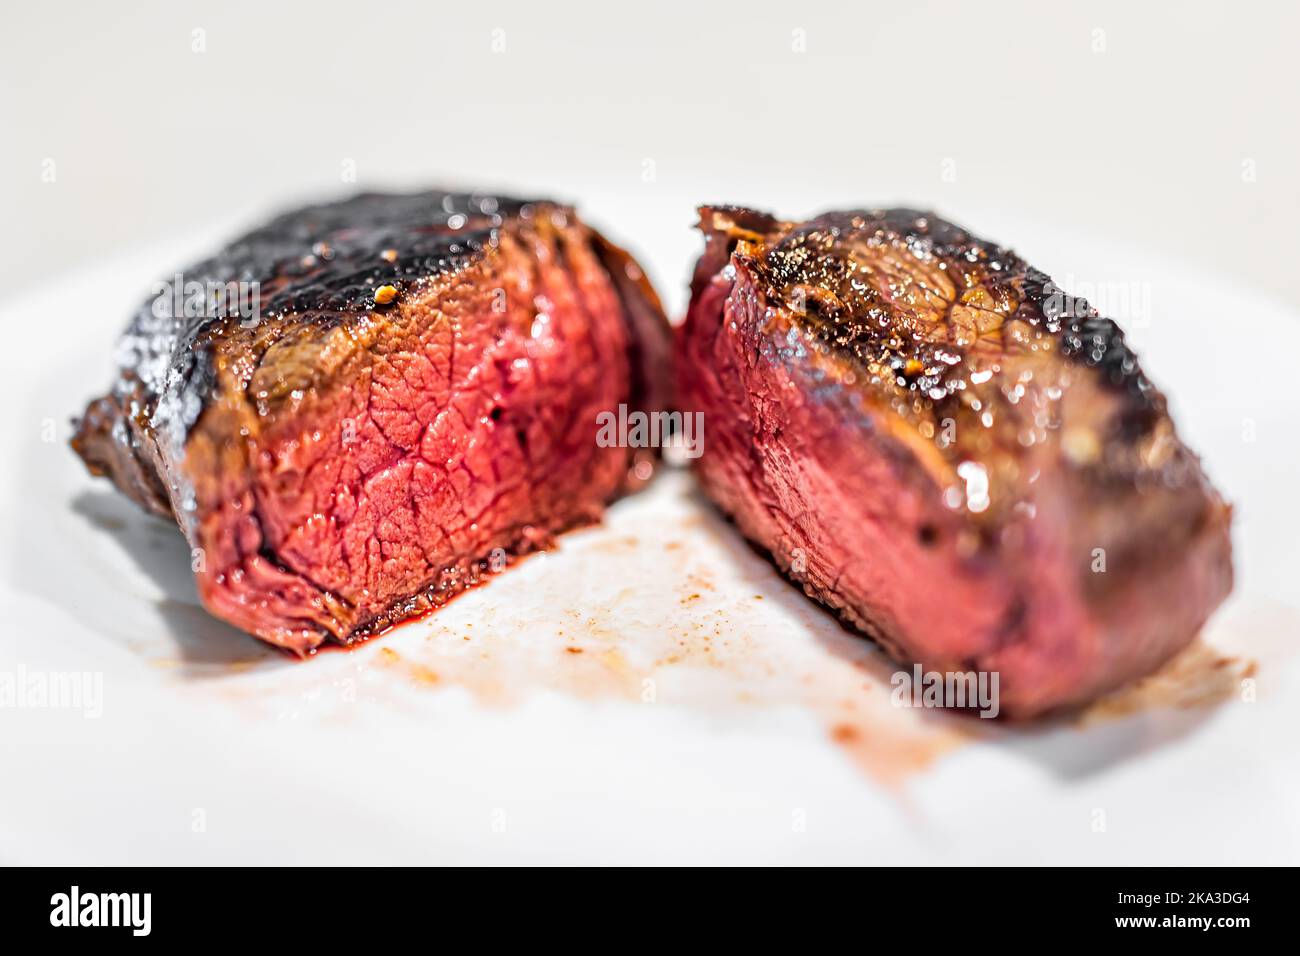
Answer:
[676, 206, 1233, 717]
[73, 190, 669, 653]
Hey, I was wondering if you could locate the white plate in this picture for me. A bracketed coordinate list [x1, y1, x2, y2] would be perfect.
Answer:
[1, 207, 1297, 865]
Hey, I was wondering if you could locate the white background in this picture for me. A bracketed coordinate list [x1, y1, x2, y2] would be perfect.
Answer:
[3, 0, 1299, 315]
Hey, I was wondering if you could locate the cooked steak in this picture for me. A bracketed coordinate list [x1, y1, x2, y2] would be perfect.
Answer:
[73, 190, 669, 654]
[677, 206, 1233, 717]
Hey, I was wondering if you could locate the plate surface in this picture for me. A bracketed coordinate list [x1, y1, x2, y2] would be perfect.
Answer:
[1, 208, 1296, 865]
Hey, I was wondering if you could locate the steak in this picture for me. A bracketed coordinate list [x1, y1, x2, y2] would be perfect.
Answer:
[677, 206, 1233, 717]
[73, 190, 669, 654]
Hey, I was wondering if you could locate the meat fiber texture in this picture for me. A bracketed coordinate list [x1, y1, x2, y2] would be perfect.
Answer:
[676, 206, 1233, 718]
[73, 191, 670, 653]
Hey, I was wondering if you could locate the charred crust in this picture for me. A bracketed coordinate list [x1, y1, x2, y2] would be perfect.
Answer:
[70, 392, 174, 518]
[699, 205, 1158, 413]
[692, 203, 1204, 517]
[106, 191, 539, 455]
[591, 229, 672, 419]
[1019, 267, 1161, 423]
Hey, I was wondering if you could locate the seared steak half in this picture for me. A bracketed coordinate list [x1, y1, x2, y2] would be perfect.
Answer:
[74, 190, 669, 653]
[678, 206, 1232, 717]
